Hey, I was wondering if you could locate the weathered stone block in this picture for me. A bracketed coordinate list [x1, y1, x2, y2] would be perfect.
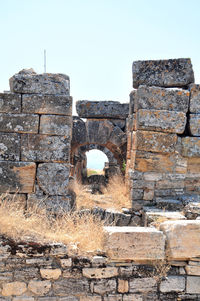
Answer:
[129, 90, 137, 114]
[0, 133, 20, 161]
[108, 125, 127, 147]
[0, 161, 36, 193]
[186, 276, 200, 293]
[76, 101, 129, 119]
[136, 85, 189, 112]
[21, 134, 70, 163]
[22, 94, 72, 115]
[28, 280, 51, 295]
[80, 297, 101, 301]
[129, 277, 157, 293]
[137, 109, 186, 134]
[132, 58, 194, 88]
[13, 267, 39, 281]
[160, 220, 200, 260]
[123, 295, 143, 301]
[0, 113, 39, 133]
[118, 279, 129, 293]
[13, 297, 35, 301]
[10, 69, 70, 95]
[160, 276, 185, 292]
[0, 93, 21, 113]
[82, 267, 118, 279]
[126, 114, 136, 132]
[40, 268, 61, 280]
[187, 158, 200, 173]
[133, 131, 177, 153]
[40, 115, 72, 136]
[53, 278, 89, 295]
[37, 163, 70, 195]
[2, 281, 27, 296]
[185, 265, 200, 275]
[104, 227, 165, 261]
[181, 137, 200, 157]
[190, 84, 200, 113]
[189, 114, 200, 136]
[103, 296, 122, 301]
[87, 119, 114, 145]
[72, 117, 87, 146]
[91, 279, 116, 295]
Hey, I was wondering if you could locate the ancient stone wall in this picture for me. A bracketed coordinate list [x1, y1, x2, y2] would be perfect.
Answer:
[126, 58, 200, 208]
[0, 69, 74, 213]
[0, 221, 200, 300]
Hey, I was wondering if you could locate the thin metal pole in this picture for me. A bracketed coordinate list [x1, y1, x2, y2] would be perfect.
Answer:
[44, 49, 46, 73]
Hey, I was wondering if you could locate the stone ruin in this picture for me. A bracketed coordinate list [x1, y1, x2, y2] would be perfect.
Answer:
[0, 59, 200, 299]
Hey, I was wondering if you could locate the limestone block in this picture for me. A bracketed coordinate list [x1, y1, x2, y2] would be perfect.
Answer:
[129, 277, 157, 293]
[72, 117, 87, 146]
[13, 297, 35, 301]
[80, 297, 101, 301]
[186, 276, 200, 293]
[133, 131, 177, 153]
[156, 179, 185, 189]
[22, 94, 72, 115]
[126, 114, 136, 132]
[60, 258, 72, 268]
[160, 276, 185, 292]
[137, 109, 186, 134]
[145, 211, 186, 226]
[129, 90, 137, 114]
[186, 265, 200, 275]
[13, 267, 39, 281]
[37, 163, 70, 195]
[136, 85, 189, 112]
[76, 101, 129, 119]
[91, 279, 116, 295]
[104, 226, 165, 261]
[10, 69, 70, 95]
[181, 137, 200, 157]
[0, 133, 20, 161]
[123, 295, 143, 301]
[0, 113, 39, 133]
[118, 279, 129, 293]
[190, 84, 200, 113]
[0, 161, 36, 193]
[87, 119, 114, 144]
[108, 125, 127, 147]
[2, 281, 27, 296]
[189, 114, 200, 136]
[82, 267, 118, 278]
[40, 268, 62, 279]
[132, 58, 194, 88]
[28, 280, 51, 295]
[160, 220, 200, 260]
[0, 93, 21, 113]
[21, 134, 70, 163]
[103, 296, 122, 301]
[109, 119, 126, 129]
[53, 278, 89, 295]
[40, 115, 72, 136]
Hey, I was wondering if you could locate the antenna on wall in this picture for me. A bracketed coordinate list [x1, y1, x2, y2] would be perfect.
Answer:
[44, 49, 46, 73]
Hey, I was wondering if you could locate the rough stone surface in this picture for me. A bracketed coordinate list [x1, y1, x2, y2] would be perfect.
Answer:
[104, 227, 165, 261]
[28, 280, 51, 295]
[0, 113, 39, 133]
[189, 114, 200, 136]
[76, 101, 129, 119]
[22, 94, 72, 115]
[181, 137, 200, 157]
[2, 282, 27, 296]
[0, 133, 20, 161]
[132, 58, 194, 88]
[0, 93, 21, 113]
[118, 279, 129, 293]
[126, 114, 137, 132]
[136, 85, 189, 112]
[21, 134, 70, 163]
[185, 265, 200, 275]
[129, 90, 136, 114]
[129, 278, 157, 293]
[0, 161, 36, 193]
[37, 163, 70, 195]
[190, 84, 200, 113]
[92, 279, 116, 295]
[10, 69, 70, 95]
[186, 276, 200, 293]
[83, 267, 118, 279]
[40, 115, 72, 136]
[137, 109, 186, 134]
[160, 220, 200, 260]
[72, 117, 87, 145]
[160, 276, 185, 292]
[40, 268, 62, 279]
[53, 279, 89, 295]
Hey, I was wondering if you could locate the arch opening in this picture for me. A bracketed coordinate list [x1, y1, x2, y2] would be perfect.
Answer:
[86, 149, 108, 177]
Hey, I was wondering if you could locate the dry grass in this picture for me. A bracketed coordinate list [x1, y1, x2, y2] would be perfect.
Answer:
[0, 193, 105, 256]
[87, 168, 104, 176]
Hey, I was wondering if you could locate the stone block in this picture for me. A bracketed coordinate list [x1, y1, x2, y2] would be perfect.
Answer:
[91, 279, 116, 295]
[103, 296, 122, 301]
[186, 265, 200, 275]
[2, 281, 27, 296]
[0, 93, 21, 113]
[190, 84, 200, 113]
[123, 295, 143, 301]
[0, 133, 20, 161]
[132, 58, 194, 88]
[80, 297, 101, 301]
[129, 90, 137, 114]
[126, 114, 136, 132]
[21, 134, 70, 163]
[136, 85, 189, 112]
[189, 114, 200, 136]
[145, 211, 186, 226]
[129, 277, 157, 293]
[40, 268, 62, 279]
[181, 137, 200, 157]
[0, 113, 39, 133]
[160, 276, 185, 292]
[53, 278, 89, 295]
[87, 119, 114, 144]
[137, 109, 186, 134]
[82, 267, 118, 278]
[76, 101, 129, 119]
[22, 94, 72, 115]
[160, 220, 200, 260]
[60, 258, 72, 268]
[40, 115, 72, 136]
[72, 117, 87, 146]
[133, 131, 177, 153]
[108, 125, 127, 147]
[156, 179, 184, 189]
[13, 297, 35, 301]
[10, 69, 70, 95]
[28, 280, 51, 295]
[104, 226, 165, 261]
[37, 163, 70, 195]
[118, 279, 129, 293]
[0, 161, 36, 193]
[186, 276, 200, 293]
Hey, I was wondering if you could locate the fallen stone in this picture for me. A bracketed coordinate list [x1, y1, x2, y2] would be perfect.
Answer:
[10, 69, 70, 95]
[160, 220, 200, 260]
[0, 93, 21, 113]
[40, 115, 72, 136]
[181, 137, 200, 157]
[189, 114, 200, 136]
[0, 133, 20, 161]
[136, 85, 189, 112]
[189, 84, 200, 113]
[76, 101, 129, 119]
[160, 276, 185, 292]
[137, 109, 186, 134]
[104, 226, 165, 261]
[0, 113, 39, 133]
[132, 58, 194, 88]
